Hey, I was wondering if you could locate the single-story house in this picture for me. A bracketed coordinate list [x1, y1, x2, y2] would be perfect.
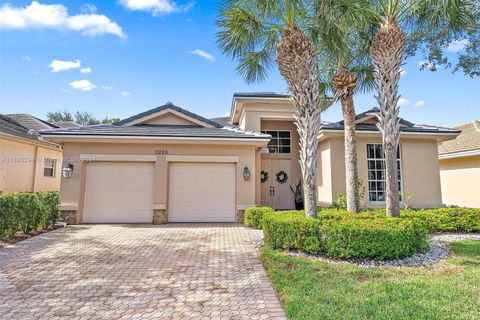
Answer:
[40, 93, 460, 224]
[0, 114, 62, 194]
[438, 120, 480, 208]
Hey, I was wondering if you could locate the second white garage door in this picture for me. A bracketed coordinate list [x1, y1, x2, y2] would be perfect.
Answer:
[168, 162, 236, 222]
[83, 162, 154, 223]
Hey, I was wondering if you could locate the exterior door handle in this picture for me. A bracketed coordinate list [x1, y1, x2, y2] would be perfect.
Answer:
[272, 186, 275, 197]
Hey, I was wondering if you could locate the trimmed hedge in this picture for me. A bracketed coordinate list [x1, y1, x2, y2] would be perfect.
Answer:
[0, 191, 59, 238]
[245, 207, 480, 233]
[313, 208, 480, 233]
[244, 206, 275, 229]
[263, 211, 429, 260]
[402, 208, 480, 233]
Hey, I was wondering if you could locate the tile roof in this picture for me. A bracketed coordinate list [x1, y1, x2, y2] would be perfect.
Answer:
[53, 121, 81, 128]
[210, 116, 231, 127]
[115, 102, 223, 128]
[40, 124, 271, 140]
[6, 113, 58, 132]
[0, 114, 43, 142]
[321, 108, 460, 135]
[438, 121, 480, 155]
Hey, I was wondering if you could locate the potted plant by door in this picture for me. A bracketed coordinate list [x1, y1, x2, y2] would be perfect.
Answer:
[289, 180, 304, 210]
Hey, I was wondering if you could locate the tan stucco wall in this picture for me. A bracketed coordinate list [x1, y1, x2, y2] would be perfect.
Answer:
[440, 155, 480, 208]
[319, 136, 443, 208]
[0, 137, 62, 194]
[59, 142, 258, 222]
[145, 113, 198, 126]
[237, 102, 294, 132]
[317, 139, 333, 206]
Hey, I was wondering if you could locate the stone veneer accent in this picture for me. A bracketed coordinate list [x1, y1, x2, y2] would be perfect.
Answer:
[236, 210, 245, 224]
[60, 210, 78, 225]
[153, 209, 167, 225]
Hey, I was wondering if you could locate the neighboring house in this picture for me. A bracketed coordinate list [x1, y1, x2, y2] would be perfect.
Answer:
[0, 114, 62, 194]
[7, 113, 59, 132]
[438, 121, 480, 208]
[40, 93, 459, 224]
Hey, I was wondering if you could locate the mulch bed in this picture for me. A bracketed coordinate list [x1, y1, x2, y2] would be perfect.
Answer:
[0, 227, 60, 248]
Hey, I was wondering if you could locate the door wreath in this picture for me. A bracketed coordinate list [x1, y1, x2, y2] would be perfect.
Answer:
[276, 170, 288, 184]
[260, 170, 269, 183]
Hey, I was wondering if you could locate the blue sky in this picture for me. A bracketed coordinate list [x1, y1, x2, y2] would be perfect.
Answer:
[0, 0, 479, 126]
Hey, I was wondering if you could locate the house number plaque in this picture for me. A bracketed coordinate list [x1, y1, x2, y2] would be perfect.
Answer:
[154, 149, 169, 155]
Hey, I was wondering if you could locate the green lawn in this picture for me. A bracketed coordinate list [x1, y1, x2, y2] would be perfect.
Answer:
[260, 240, 480, 320]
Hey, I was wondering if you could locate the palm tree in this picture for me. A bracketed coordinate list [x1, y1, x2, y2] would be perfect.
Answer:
[311, 2, 375, 212]
[368, 0, 478, 217]
[331, 64, 374, 213]
[217, 0, 322, 218]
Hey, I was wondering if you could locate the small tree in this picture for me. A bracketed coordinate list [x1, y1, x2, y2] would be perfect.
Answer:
[47, 110, 120, 126]
[46, 110, 73, 123]
[74, 111, 99, 126]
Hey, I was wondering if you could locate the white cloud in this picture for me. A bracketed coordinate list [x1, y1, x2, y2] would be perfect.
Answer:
[415, 100, 427, 108]
[69, 79, 97, 91]
[80, 67, 92, 74]
[22, 55, 32, 61]
[49, 59, 81, 72]
[190, 49, 215, 62]
[397, 98, 410, 106]
[80, 4, 97, 13]
[120, 91, 131, 97]
[400, 68, 407, 76]
[223, 112, 230, 117]
[0, 1, 125, 38]
[447, 39, 469, 52]
[101, 85, 113, 90]
[119, 0, 194, 15]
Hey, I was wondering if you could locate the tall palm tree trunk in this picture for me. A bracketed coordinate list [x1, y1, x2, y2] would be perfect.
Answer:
[277, 26, 321, 218]
[370, 21, 406, 217]
[333, 67, 359, 212]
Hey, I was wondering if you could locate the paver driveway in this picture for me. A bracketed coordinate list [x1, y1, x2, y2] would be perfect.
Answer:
[0, 224, 286, 320]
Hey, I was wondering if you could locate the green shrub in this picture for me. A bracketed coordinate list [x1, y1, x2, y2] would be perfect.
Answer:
[263, 211, 325, 254]
[263, 212, 428, 260]
[0, 191, 59, 238]
[320, 219, 428, 260]
[402, 208, 480, 233]
[317, 207, 480, 233]
[244, 206, 275, 229]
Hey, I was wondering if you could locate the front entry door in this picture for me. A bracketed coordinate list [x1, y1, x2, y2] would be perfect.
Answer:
[261, 159, 293, 209]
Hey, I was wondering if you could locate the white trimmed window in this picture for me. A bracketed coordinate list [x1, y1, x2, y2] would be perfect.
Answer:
[366, 144, 403, 202]
[44, 158, 57, 177]
[261, 130, 291, 153]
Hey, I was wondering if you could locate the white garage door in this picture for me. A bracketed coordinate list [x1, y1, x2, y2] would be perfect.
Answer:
[168, 162, 236, 222]
[83, 162, 154, 223]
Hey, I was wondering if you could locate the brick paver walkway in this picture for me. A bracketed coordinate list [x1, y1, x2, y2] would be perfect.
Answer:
[0, 224, 286, 319]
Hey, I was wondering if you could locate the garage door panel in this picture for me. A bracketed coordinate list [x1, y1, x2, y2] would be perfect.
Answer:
[169, 163, 235, 222]
[83, 162, 154, 223]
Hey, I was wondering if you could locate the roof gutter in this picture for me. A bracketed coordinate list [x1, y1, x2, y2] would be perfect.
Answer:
[41, 134, 270, 144]
[439, 149, 480, 160]
[319, 129, 460, 136]
[0, 132, 61, 150]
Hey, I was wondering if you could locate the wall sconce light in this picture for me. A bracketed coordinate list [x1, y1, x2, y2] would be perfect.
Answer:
[62, 163, 74, 179]
[243, 167, 251, 181]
